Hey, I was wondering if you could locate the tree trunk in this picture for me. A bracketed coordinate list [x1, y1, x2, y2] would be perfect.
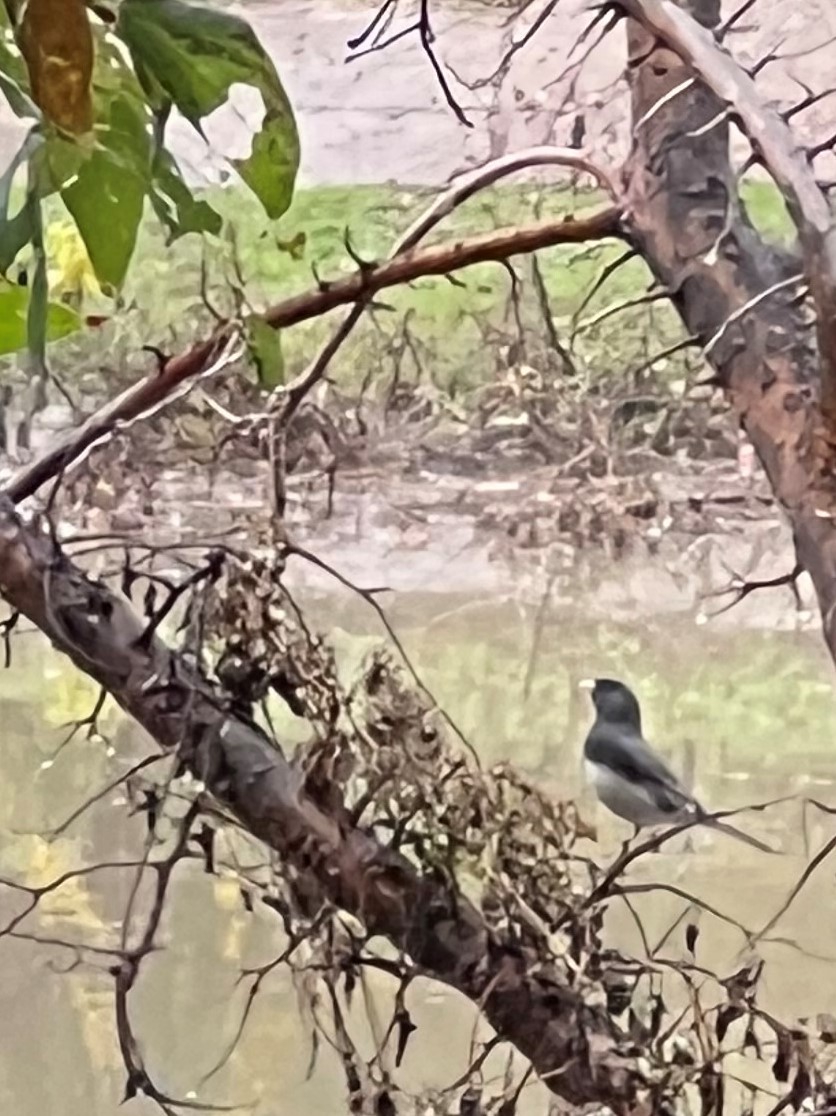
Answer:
[623, 0, 836, 655]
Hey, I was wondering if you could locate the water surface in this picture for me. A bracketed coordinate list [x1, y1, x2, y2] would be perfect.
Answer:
[0, 571, 834, 1113]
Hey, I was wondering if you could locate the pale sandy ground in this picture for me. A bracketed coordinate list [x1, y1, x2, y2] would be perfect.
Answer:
[1, 0, 836, 186]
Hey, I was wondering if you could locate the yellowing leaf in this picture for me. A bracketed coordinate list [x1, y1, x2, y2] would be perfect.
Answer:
[44, 218, 101, 301]
[18, 0, 94, 136]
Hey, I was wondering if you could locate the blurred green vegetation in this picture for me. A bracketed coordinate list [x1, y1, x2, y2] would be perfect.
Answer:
[13, 175, 797, 402]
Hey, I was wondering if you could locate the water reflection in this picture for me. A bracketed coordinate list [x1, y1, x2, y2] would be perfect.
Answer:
[0, 587, 835, 1113]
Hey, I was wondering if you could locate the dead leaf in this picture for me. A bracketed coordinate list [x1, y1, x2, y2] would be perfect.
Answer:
[19, 0, 94, 135]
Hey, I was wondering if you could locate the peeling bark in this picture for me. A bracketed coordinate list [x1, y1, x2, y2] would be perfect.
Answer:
[0, 497, 641, 1110]
[619, 0, 836, 419]
[622, 0, 836, 655]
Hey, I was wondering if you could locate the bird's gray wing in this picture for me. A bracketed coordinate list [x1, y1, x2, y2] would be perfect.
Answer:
[585, 723, 692, 813]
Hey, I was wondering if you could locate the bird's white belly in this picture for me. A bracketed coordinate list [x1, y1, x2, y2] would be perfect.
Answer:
[584, 760, 689, 828]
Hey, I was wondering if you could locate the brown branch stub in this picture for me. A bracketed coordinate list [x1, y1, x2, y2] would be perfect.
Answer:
[619, 0, 836, 425]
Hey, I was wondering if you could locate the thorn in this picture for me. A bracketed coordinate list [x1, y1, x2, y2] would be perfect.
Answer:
[718, 0, 758, 40]
[311, 262, 331, 294]
[570, 113, 586, 148]
[807, 131, 836, 160]
[747, 50, 779, 77]
[141, 345, 169, 374]
[343, 227, 376, 272]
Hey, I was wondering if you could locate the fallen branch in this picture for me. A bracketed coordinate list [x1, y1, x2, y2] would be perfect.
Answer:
[0, 495, 640, 1109]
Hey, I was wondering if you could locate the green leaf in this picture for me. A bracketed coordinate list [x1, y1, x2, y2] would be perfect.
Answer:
[118, 0, 271, 124]
[26, 35, 156, 288]
[25, 177, 48, 372]
[60, 88, 151, 288]
[233, 110, 297, 223]
[117, 0, 299, 219]
[0, 6, 39, 118]
[149, 148, 222, 242]
[246, 315, 283, 389]
[0, 129, 41, 273]
[0, 281, 81, 355]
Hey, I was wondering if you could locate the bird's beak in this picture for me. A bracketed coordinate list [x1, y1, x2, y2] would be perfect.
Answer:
[578, 677, 595, 691]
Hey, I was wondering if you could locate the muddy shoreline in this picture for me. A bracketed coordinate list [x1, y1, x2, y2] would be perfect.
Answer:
[24, 402, 810, 635]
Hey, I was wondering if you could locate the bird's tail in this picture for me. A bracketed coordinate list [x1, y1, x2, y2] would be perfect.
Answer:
[699, 814, 778, 854]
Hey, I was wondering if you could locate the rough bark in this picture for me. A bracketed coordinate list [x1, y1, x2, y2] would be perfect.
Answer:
[622, 0, 836, 655]
[0, 496, 641, 1110]
[619, 0, 836, 416]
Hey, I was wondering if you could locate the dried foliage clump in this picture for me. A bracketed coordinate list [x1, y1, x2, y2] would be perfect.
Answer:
[154, 548, 834, 1115]
[201, 548, 343, 727]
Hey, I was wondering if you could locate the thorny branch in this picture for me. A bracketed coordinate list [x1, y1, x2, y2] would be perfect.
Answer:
[7, 145, 621, 506]
[112, 803, 239, 1113]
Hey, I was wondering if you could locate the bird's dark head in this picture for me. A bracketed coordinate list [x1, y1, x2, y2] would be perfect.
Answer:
[582, 677, 642, 729]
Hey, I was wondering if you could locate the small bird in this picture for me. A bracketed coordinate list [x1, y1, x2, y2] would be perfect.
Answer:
[581, 677, 775, 853]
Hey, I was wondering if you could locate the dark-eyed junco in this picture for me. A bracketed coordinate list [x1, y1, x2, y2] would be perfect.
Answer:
[581, 677, 775, 853]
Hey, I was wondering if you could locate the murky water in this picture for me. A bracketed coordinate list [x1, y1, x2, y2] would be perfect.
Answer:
[1, 563, 836, 1114]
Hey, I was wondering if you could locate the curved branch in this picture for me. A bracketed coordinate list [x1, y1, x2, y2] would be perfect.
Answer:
[5, 205, 622, 506]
